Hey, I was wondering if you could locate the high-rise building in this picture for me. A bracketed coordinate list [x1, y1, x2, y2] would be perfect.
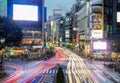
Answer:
[0, 0, 45, 48]
[71, 0, 120, 58]
[103, 0, 120, 54]
[53, 9, 62, 20]
[0, 0, 7, 17]
[52, 9, 62, 44]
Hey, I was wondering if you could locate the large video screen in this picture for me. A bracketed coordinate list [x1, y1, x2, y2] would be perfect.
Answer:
[13, 4, 38, 21]
[117, 12, 120, 22]
[93, 41, 107, 50]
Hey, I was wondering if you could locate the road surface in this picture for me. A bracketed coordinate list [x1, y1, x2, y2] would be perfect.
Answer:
[1, 47, 119, 83]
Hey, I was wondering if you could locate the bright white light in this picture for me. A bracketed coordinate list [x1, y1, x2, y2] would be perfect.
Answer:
[13, 4, 38, 21]
[65, 30, 70, 38]
[93, 41, 107, 50]
[117, 12, 120, 22]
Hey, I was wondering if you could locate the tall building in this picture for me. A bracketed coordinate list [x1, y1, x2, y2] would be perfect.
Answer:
[104, 0, 120, 39]
[64, 14, 72, 43]
[104, 0, 120, 54]
[0, 0, 45, 48]
[0, 0, 7, 17]
[53, 9, 62, 20]
[52, 9, 62, 44]
[71, 0, 120, 58]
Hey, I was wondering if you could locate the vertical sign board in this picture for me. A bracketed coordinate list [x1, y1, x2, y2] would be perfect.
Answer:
[76, 34, 79, 45]
[65, 29, 70, 38]
[117, 12, 120, 22]
[91, 0, 103, 39]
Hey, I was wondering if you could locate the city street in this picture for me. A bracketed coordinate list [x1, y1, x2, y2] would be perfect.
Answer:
[1, 47, 120, 83]
[63, 49, 120, 83]
[0, 0, 120, 83]
[1, 47, 67, 83]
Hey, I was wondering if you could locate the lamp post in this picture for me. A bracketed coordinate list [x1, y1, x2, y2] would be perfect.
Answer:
[0, 38, 5, 74]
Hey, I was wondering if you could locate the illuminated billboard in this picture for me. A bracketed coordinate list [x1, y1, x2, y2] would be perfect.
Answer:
[65, 30, 70, 38]
[92, 30, 103, 39]
[7, 0, 44, 45]
[92, 6, 102, 14]
[117, 12, 120, 22]
[91, 0, 103, 39]
[92, 41, 107, 50]
[13, 4, 38, 21]
[93, 23, 102, 30]
[91, 0, 102, 5]
[7, 0, 43, 23]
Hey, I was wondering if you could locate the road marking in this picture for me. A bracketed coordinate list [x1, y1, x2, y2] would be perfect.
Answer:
[46, 70, 49, 73]
[56, 70, 58, 73]
[49, 70, 52, 74]
[93, 70, 105, 81]
[43, 76, 54, 83]
[5, 69, 16, 75]
[65, 70, 68, 74]
[52, 69, 55, 74]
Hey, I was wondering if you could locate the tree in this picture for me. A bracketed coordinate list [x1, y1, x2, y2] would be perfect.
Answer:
[0, 16, 23, 46]
[56, 66, 65, 83]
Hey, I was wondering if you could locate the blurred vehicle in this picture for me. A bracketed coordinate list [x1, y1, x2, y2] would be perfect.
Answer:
[0, 49, 4, 55]
[115, 59, 120, 73]
[4, 47, 25, 57]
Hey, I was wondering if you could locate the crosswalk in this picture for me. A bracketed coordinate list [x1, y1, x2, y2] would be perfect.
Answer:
[41, 69, 58, 74]
[39, 69, 90, 75]
[4, 68, 67, 75]
[5, 69, 16, 75]
[42, 75, 55, 83]
[44, 61, 68, 66]
[38, 69, 68, 75]
[39, 69, 105, 77]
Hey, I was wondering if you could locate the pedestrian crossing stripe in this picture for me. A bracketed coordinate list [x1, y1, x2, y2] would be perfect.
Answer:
[46, 70, 49, 73]
[5, 68, 93, 75]
[40, 69, 68, 74]
[49, 70, 52, 74]
[52, 70, 55, 74]
[5, 69, 16, 75]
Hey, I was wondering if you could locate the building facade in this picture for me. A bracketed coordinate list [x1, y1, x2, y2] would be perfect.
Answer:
[71, 0, 120, 58]
[0, 0, 7, 17]
[52, 9, 62, 45]
[0, 0, 45, 48]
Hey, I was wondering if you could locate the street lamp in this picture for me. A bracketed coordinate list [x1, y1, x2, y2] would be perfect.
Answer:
[0, 38, 5, 74]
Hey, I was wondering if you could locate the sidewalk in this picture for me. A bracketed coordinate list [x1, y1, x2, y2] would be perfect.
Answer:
[92, 60, 120, 83]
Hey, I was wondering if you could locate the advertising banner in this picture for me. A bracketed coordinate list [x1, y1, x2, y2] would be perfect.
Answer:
[91, 0, 103, 39]
[7, 0, 44, 45]
[91, 40, 107, 50]
[91, 0, 102, 5]
[92, 14, 102, 22]
[92, 30, 103, 38]
[92, 6, 102, 14]
[92, 23, 102, 30]
[117, 12, 120, 22]
[65, 30, 70, 38]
